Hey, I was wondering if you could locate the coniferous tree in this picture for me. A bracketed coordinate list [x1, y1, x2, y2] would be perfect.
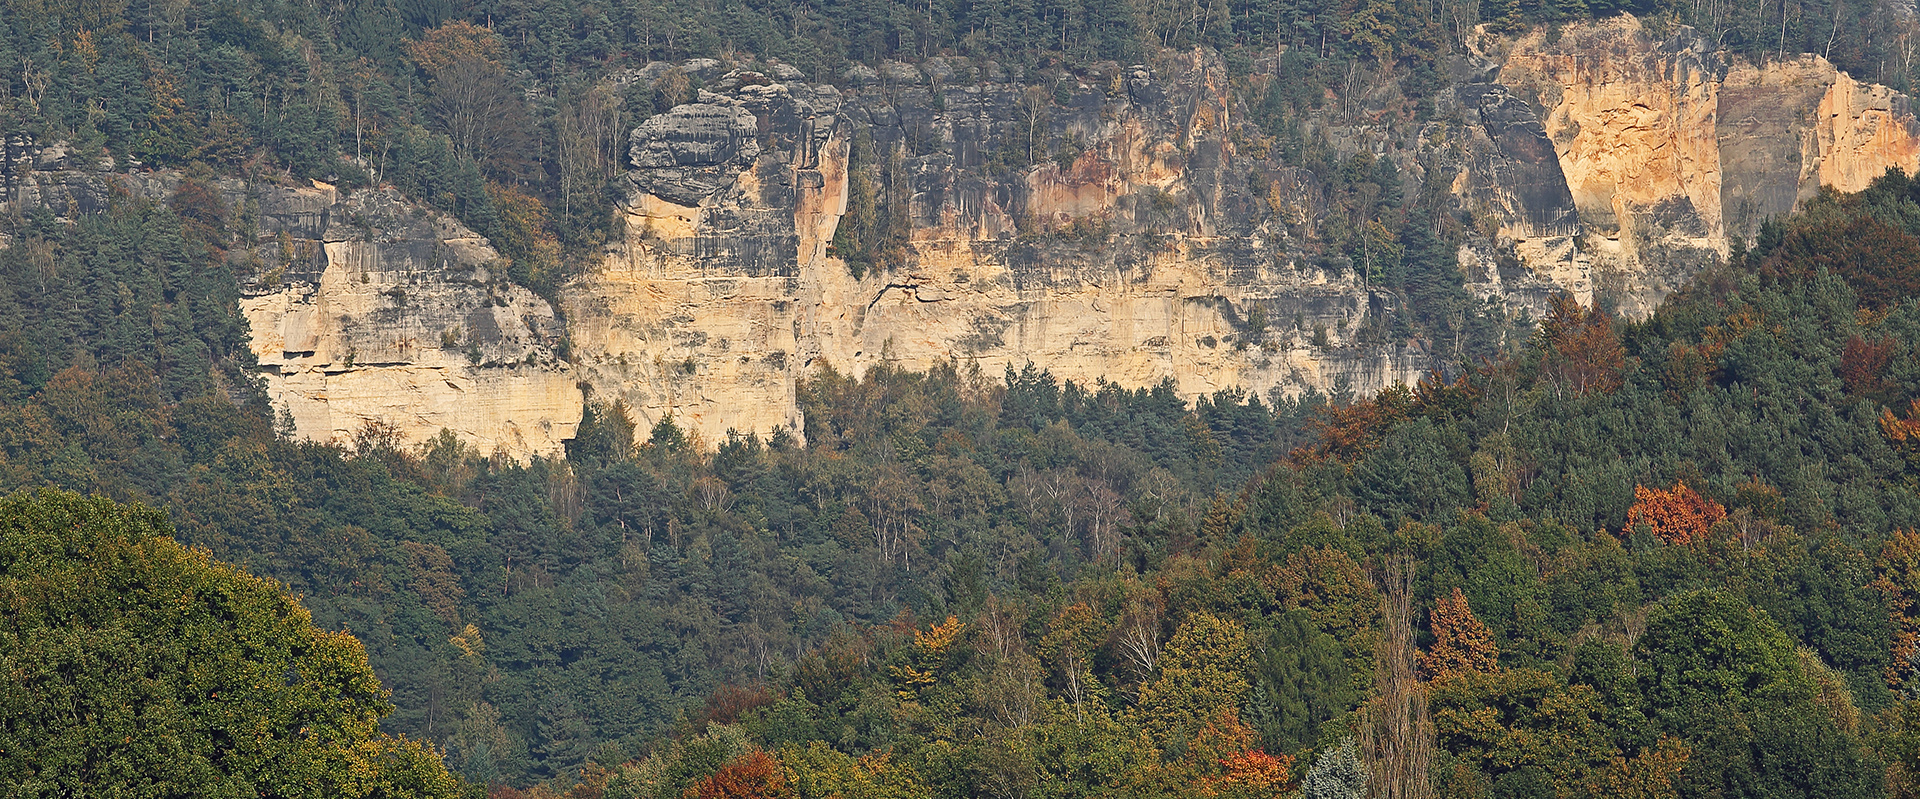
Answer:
[1301, 738, 1368, 799]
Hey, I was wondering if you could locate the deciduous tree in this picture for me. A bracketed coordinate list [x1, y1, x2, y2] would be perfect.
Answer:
[1420, 587, 1497, 681]
[1626, 481, 1726, 546]
[1536, 294, 1624, 397]
[0, 490, 461, 798]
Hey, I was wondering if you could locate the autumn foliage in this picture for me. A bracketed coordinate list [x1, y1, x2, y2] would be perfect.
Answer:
[691, 751, 788, 799]
[890, 615, 965, 698]
[1874, 530, 1920, 688]
[1298, 384, 1414, 463]
[1585, 736, 1694, 799]
[1420, 587, 1498, 681]
[403, 20, 509, 77]
[1211, 749, 1295, 797]
[1757, 209, 1920, 309]
[698, 684, 778, 727]
[1537, 294, 1625, 397]
[1881, 400, 1920, 470]
[1296, 370, 1474, 463]
[1626, 481, 1727, 546]
[1185, 708, 1296, 799]
[1843, 336, 1900, 400]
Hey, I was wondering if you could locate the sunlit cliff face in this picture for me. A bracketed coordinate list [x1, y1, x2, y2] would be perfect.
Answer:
[1495, 16, 1920, 315]
[563, 18, 1920, 444]
[10, 17, 1912, 457]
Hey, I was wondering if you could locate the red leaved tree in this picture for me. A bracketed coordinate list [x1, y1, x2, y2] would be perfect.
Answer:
[1536, 295, 1625, 398]
[1758, 211, 1920, 309]
[1842, 336, 1899, 400]
[1187, 707, 1297, 799]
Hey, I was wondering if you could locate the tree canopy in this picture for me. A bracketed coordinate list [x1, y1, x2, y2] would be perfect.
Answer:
[0, 489, 462, 799]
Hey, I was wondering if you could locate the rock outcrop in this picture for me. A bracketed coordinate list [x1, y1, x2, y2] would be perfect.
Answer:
[0, 142, 582, 458]
[565, 54, 1435, 442]
[568, 19, 1920, 443]
[7, 16, 1920, 456]
[1494, 16, 1920, 314]
[238, 186, 580, 457]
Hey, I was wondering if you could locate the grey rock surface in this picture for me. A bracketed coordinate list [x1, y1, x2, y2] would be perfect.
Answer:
[629, 103, 764, 206]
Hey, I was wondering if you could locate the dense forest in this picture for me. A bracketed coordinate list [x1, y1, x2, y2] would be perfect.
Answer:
[16, 161, 1920, 798]
[11, 0, 1920, 795]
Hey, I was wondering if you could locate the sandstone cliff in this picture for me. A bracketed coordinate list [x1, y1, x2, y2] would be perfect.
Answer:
[237, 185, 580, 457]
[7, 16, 1920, 456]
[565, 56, 1437, 442]
[0, 141, 582, 457]
[568, 20, 1920, 443]
[1493, 16, 1920, 314]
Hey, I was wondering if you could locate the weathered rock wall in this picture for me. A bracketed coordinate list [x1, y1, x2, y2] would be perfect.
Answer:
[238, 186, 580, 457]
[1493, 16, 1920, 314]
[9, 16, 1920, 456]
[565, 56, 1438, 441]
[573, 21, 1920, 444]
[0, 144, 582, 458]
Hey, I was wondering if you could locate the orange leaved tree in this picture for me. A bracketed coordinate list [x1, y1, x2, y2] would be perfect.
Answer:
[1626, 481, 1727, 546]
[1420, 587, 1498, 681]
[692, 750, 787, 799]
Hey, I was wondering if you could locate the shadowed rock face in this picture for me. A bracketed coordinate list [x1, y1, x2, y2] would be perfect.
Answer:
[629, 102, 764, 206]
[1458, 84, 1578, 240]
[5, 17, 1920, 456]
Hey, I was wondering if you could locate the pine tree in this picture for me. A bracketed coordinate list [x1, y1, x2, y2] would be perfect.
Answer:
[1301, 738, 1368, 799]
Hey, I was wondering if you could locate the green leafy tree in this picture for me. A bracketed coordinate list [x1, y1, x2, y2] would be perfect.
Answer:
[1136, 612, 1252, 752]
[1429, 668, 1618, 790]
[0, 490, 462, 798]
[1635, 590, 1814, 727]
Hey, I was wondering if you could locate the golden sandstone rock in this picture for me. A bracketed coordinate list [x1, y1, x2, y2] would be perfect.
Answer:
[11, 17, 1917, 457]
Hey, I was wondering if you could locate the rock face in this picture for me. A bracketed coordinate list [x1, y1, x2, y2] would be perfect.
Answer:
[238, 186, 580, 457]
[565, 55, 1435, 442]
[1441, 81, 1588, 306]
[629, 102, 766, 206]
[7, 17, 1920, 456]
[568, 19, 1920, 443]
[0, 145, 582, 458]
[1494, 16, 1920, 314]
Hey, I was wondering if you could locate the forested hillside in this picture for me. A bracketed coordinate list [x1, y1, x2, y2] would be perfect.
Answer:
[499, 169, 1920, 798]
[11, 0, 1920, 795]
[12, 163, 1920, 797]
